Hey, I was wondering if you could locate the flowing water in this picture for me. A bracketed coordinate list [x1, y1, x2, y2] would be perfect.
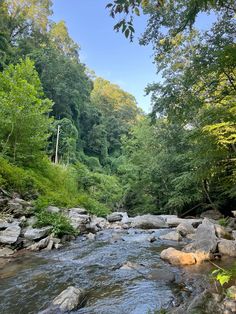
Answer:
[0, 228, 222, 314]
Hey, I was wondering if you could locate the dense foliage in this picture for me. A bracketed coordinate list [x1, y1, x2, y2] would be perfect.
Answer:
[0, 0, 235, 219]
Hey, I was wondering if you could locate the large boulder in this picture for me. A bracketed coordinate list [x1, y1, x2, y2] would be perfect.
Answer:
[163, 216, 202, 228]
[200, 209, 223, 220]
[159, 231, 182, 241]
[176, 222, 195, 237]
[68, 209, 90, 232]
[160, 247, 196, 265]
[183, 218, 217, 259]
[218, 239, 236, 257]
[0, 224, 21, 244]
[87, 216, 109, 232]
[107, 212, 123, 223]
[52, 286, 85, 312]
[24, 226, 52, 241]
[131, 214, 167, 229]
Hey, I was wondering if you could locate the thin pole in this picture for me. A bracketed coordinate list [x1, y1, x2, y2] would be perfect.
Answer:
[55, 124, 60, 164]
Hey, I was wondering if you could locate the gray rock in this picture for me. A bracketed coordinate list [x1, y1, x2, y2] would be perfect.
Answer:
[45, 239, 54, 251]
[0, 218, 10, 230]
[227, 286, 236, 300]
[86, 232, 95, 240]
[54, 243, 63, 250]
[0, 224, 21, 244]
[27, 237, 50, 251]
[200, 209, 223, 220]
[52, 286, 86, 312]
[68, 210, 90, 231]
[131, 214, 167, 229]
[163, 216, 202, 228]
[218, 239, 236, 257]
[13, 197, 31, 206]
[187, 290, 223, 313]
[176, 222, 195, 237]
[183, 218, 217, 258]
[159, 231, 182, 241]
[7, 200, 23, 212]
[26, 216, 38, 226]
[147, 269, 175, 282]
[120, 261, 144, 270]
[47, 206, 61, 214]
[0, 247, 14, 257]
[68, 207, 87, 215]
[215, 224, 233, 239]
[24, 226, 52, 241]
[107, 212, 123, 223]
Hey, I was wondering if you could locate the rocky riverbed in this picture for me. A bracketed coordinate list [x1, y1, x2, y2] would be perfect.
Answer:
[0, 192, 236, 313]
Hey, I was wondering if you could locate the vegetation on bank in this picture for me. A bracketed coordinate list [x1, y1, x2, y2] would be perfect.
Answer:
[0, 0, 235, 220]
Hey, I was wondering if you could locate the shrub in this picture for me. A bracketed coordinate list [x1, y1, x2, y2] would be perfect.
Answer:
[35, 210, 76, 238]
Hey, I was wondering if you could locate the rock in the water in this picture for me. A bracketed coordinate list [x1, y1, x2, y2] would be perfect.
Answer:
[159, 231, 182, 241]
[0, 247, 14, 257]
[0, 224, 21, 244]
[187, 290, 223, 313]
[24, 226, 52, 241]
[107, 212, 123, 223]
[160, 247, 196, 265]
[218, 239, 236, 257]
[86, 232, 95, 240]
[215, 224, 233, 240]
[131, 214, 167, 229]
[176, 222, 195, 237]
[120, 261, 144, 270]
[183, 218, 217, 258]
[27, 236, 50, 251]
[147, 269, 175, 282]
[47, 206, 61, 214]
[148, 235, 156, 243]
[52, 286, 85, 312]
[200, 209, 223, 220]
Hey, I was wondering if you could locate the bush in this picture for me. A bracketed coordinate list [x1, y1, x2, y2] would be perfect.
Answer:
[35, 210, 76, 238]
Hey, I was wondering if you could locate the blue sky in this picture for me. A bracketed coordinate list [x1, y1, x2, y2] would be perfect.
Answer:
[52, 1, 216, 112]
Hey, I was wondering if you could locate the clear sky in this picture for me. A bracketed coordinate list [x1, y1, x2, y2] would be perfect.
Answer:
[51, 1, 216, 113]
[52, 0, 157, 112]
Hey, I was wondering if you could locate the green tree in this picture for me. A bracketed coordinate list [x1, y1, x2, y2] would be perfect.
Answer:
[0, 58, 52, 165]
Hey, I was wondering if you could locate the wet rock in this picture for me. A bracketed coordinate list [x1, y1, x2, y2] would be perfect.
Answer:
[176, 222, 195, 237]
[131, 214, 167, 229]
[107, 212, 123, 223]
[47, 206, 61, 214]
[88, 216, 109, 232]
[183, 218, 217, 257]
[0, 247, 14, 257]
[27, 236, 50, 251]
[218, 239, 236, 257]
[147, 269, 175, 282]
[24, 226, 52, 241]
[52, 286, 86, 312]
[187, 290, 223, 313]
[120, 261, 144, 270]
[148, 235, 156, 242]
[160, 247, 196, 265]
[215, 224, 233, 240]
[54, 243, 63, 250]
[159, 231, 182, 241]
[86, 232, 95, 240]
[200, 209, 223, 220]
[227, 286, 236, 300]
[0, 224, 21, 244]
